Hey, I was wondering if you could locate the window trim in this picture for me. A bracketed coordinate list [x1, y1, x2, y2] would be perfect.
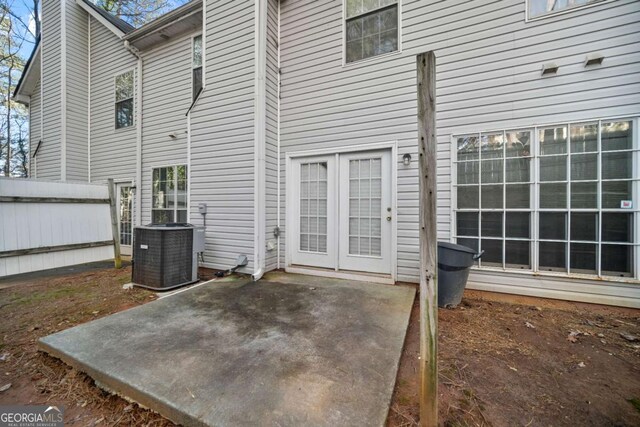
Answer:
[114, 69, 135, 130]
[342, 0, 402, 67]
[191, 33, 203, 101]
[450, 116, 639, 282]
[525, 0, 609, 22]
[151, 164, 189, 224]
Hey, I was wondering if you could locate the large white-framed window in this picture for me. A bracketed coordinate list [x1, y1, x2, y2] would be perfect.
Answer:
[344, 0, 399, 64]
[527, 0, 606, 20]
[115, 70, 134, 129]
[453, 118, 638, 279]
[192, 34, 203, 101]
[152, 165, 188, 224]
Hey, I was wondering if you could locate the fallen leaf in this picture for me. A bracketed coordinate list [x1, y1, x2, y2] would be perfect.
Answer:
[508, 366, 518, 372]
[0, 383, 11, 392]
[620, 332, 638, 342]
[525, 322, 535, 329]
[578, 362, 586, 368]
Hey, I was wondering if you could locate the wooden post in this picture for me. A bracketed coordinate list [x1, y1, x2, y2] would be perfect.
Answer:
[108, 178, 123, 269]
[417, 51, 438, 427]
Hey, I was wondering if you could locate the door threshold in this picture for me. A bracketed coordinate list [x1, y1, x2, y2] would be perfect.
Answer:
[285, 265, 394, 285]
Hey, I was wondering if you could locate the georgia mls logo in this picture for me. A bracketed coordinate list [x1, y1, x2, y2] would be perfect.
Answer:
[0, 405, 64, 427]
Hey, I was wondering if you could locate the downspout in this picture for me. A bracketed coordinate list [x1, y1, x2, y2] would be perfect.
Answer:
[124, 40, 143, 228]
[276, 0, 281, 270]
[252, 0, 268, 281]
[60, 0, 67, 180]
[87, 14, 91, 182]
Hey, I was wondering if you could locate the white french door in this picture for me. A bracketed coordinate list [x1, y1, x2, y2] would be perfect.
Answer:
[290, 149, 392, 275]
[116, 184, 134, 256]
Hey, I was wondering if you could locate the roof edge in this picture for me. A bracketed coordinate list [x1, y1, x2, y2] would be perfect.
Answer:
[123, 0, 202, 42]
[13, 38, 41, 103]
[75, 0, 135, 37]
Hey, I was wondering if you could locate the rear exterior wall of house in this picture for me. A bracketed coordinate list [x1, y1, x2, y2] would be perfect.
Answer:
[278, 0, 640, 292]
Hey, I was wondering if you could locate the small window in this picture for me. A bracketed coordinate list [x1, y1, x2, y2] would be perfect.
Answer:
[115, 70, 134, 129]
[528, 0, 603, 19]
[193, 35, 203, 100]
[152, 165, 188, 224]
[345, 0, 398, 64]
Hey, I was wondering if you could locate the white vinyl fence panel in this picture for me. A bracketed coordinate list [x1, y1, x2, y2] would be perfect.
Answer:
[0, 178, 115, 276]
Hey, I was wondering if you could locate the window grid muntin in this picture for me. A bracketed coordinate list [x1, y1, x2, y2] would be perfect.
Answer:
[115, 70, 134, 129]
[453, 119, 638, 279]
[152, 165, 188, 224]
[348, 158, 383, 258]
[299, 162, 328, 254]
[344, 0, 399, 64]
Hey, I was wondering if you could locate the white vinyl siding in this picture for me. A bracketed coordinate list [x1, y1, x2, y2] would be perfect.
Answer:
[140, 33, 192, 226]
[39, 0, 62, 180]
[280, 0, 640, 284]
[89, 16, 138, 183]
[189, 0, 256, 273]
[65, 0, 89, 181]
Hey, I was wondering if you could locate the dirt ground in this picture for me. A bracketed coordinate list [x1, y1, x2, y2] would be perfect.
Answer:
[1, 265, 639, 426]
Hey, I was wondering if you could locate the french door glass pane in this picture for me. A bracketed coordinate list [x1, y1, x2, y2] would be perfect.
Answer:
[506, 184, 530, 208]
[457, 186, 479, 209]
[119, 187, 132, 246]
[505, 240, 530, 268]
[540, 155, 567, 181]
[539, 212, 566, 240]
[602, 181, 633, 209]
[601, 121, 632, 151]
[570, 243, 597, 273]
[481, 185, 503, 209]
[539, 183, 566, 208]
[601, 244, 633, 276]
[506, 212, 530, 238]
[570, 123, 598, 153]
[571, 182, 597, 208]
[539, 126, 567, 155]
[539, 242, 566, 271]
[481, 212, 502, 237]
[481, 239, 502, 266]
[570, 213, 597, 241]
[348, 158, 382, 256]
[456, 212, 478, 236]
[601, 213, 633, 243]
[602, 152, 632, 179]
[300, 162, 328, 253]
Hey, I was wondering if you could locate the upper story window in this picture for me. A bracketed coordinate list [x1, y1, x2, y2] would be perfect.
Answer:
[193, 35, 203, 100]
[345, 0, 398, 64]
[528, 0, 603, 19]
[115, 70, 134, 129]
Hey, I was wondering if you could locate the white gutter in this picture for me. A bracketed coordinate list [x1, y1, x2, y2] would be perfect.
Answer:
[124, 40, 143, 228]
[252, 0, 268, 281]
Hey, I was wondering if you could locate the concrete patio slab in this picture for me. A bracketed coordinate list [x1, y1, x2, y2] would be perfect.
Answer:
[39, 273, 415, 427]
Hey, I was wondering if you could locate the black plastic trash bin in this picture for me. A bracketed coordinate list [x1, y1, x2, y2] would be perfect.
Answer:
[437, 242, 483, 308]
